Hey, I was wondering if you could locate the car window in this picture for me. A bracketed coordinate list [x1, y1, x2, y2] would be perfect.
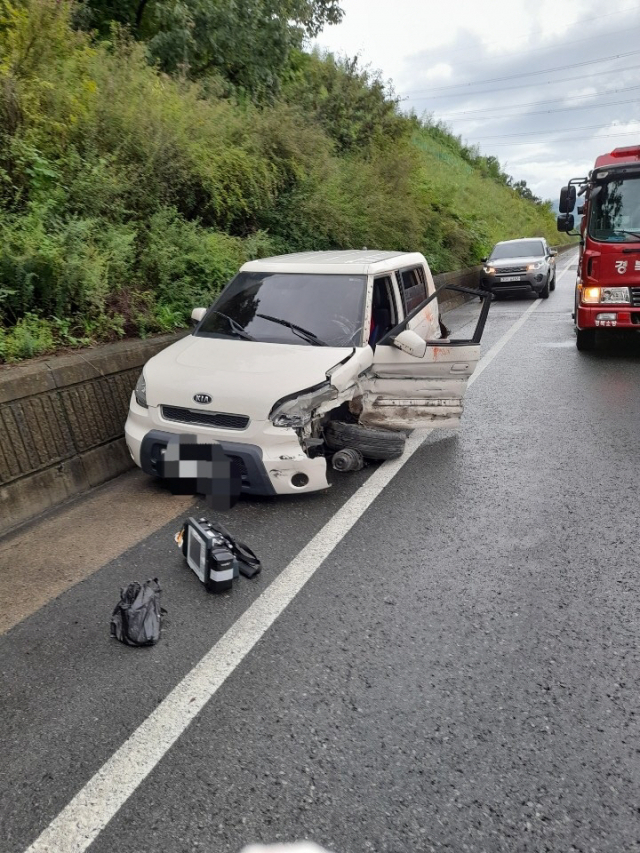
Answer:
[490, 240, 545, 259]
[397, 266, 428, 314]
[588, 176, 640, 242]
[369, 276, 399, 346]
[196, 272, 367, 347]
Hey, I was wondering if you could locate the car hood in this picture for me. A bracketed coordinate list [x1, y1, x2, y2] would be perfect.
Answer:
[143, 335, 356, 419]
[489, 255, 546, 267]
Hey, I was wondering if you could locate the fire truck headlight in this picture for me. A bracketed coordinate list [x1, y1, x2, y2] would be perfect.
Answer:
[582, 286, 630, 304]
[582, 287, 601, 303]
[601, 287, 630, 304]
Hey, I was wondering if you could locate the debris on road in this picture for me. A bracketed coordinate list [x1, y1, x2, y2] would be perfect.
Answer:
[330, 447, 365, 472]
[110, 579, 163, 646]
[175, 517, 262, 593]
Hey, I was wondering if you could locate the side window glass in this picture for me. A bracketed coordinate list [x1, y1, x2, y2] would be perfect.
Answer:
[397, 266, 427, 314]
[370, 276, 397, 346]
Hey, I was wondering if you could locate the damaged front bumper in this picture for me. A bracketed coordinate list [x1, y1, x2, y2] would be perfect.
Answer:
[125, 398, 329, 496]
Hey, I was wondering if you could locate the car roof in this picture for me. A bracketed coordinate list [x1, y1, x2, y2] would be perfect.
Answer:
[240, 250, 427, 276]
[494, 238, 545, 247]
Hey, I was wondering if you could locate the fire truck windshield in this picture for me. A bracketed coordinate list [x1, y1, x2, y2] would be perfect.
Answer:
[589, 175, 640, 242]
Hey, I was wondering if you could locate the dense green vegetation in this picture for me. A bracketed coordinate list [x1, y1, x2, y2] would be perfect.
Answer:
[0, 0, 566, 362]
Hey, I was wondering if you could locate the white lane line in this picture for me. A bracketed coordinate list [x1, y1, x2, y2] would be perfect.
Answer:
[23, 271, 565, 853]
[467, 296, 541, 388]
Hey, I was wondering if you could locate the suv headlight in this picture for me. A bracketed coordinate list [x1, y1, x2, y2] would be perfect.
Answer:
[482, 265, 495, 274]
[135, 371, 148, 408]
[527, 261, 544, 270]
[582, 286, 630, 304]
[269, 381, 338, 428]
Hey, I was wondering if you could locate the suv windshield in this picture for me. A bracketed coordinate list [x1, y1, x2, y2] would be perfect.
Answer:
[588, 176, 640, 242]
[490, 240, 545, 260]
[196, 272, 367, 347]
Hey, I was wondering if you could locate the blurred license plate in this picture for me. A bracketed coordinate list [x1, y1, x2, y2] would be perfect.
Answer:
[501, 276, 521, 282]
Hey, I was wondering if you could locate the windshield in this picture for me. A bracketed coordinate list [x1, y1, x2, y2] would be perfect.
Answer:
[195, 272, 367, 347]
[490, 240, 545, 260]
[588, 176, 640, 242]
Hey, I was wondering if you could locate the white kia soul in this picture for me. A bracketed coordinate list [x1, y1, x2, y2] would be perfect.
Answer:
[125, 250, 490, 495]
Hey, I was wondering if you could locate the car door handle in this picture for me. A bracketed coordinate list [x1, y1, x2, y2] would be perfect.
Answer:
[450, 363, 470, 372]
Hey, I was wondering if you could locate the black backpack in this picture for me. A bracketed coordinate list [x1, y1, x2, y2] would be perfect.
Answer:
[110, 579, 163, 646]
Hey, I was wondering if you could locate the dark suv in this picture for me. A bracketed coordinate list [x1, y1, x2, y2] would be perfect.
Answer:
[480, 238, 557, 299]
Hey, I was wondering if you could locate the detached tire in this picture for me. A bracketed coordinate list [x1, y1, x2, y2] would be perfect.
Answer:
[324, 421, 406, 461]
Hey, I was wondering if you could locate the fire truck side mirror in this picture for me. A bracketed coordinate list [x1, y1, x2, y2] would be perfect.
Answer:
[556, 213, 574, 233]
[559, 185, 576, 213]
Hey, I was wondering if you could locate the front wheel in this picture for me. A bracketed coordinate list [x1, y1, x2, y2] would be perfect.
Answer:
[539, 277, 550, 299]
[576, 327, 596, 351]
[550, 272, 556, 291]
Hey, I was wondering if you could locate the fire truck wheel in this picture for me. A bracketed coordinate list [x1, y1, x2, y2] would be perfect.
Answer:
[576, 327, 596, 351]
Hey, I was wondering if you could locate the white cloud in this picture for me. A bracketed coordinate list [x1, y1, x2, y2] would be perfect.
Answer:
[594, 120, 640, 137]
[564, 88, 599, 102]
[315, 0, 640, 202]
[422, 63, 453, 82]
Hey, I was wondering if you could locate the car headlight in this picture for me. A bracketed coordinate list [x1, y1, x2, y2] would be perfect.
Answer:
[582, 286, 630, 304]
[482, 265, 495, 274]
[269, 381, 338, 428]
[527, 261, 544, 270]
[135, 371, 148, 408]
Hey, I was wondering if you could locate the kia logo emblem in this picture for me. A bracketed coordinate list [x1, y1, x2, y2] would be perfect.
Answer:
[193, 394, 212, 405]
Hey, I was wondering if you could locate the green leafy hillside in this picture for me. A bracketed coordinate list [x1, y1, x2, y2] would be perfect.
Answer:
[0, 0, 567, 362]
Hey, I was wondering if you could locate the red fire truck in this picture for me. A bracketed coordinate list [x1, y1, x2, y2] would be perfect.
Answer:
[557, 145, 640, 351]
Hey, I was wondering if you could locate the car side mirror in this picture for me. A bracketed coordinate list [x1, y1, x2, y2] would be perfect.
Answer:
[391, 329, 427, 358]
[480, 257, 488, 263]
[191, 307, 206, 324]
[550, 249, 558, 257]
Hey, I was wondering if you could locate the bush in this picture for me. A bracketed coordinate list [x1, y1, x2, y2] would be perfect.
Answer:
[0, 312, 54, 360]
[0, 0, 569, 362]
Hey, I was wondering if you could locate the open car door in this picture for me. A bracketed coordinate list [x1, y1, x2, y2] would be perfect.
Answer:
[358, 285, 492, 431]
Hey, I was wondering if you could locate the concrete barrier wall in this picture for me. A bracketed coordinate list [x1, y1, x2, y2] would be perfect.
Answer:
[434, 266, 484, 312]
[0, 245, 577, 537]
[0, 334, 182, 536]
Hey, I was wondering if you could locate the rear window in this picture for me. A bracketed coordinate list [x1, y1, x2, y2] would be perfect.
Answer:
[397, 266, 428, 313]
[490, 240, 544, 260]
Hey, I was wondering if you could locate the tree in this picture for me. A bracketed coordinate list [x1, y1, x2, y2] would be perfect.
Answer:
[282, 50, 406, 154]
[511, 179, 543, 205]
[75, 0, 344, 98]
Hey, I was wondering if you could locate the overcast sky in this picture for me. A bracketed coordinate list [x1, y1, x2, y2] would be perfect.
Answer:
[314, 0, 640, 203]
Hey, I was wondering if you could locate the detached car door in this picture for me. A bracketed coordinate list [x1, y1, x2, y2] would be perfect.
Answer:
[359, 272, 491, 431]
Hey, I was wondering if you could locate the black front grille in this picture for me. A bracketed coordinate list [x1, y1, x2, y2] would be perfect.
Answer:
[495, 266, 528, 275]
[162, 406, 250, 430]
[630, 287, 640, 307]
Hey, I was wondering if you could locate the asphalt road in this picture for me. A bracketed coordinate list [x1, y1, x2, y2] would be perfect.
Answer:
[2, 247, 640, 853]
